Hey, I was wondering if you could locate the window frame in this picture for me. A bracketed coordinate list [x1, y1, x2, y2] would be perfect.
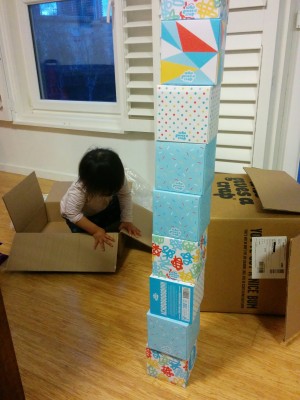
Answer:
[0, 0, 127, 133]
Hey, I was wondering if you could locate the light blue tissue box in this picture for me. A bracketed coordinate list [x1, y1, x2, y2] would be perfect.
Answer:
[155, 138, 216, 195]
[149, 271, 204, 324]
[147, 309, 200, 359]
[153, 188, 212, 242]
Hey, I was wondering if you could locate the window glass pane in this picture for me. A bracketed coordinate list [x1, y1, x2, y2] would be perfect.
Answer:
[40, 3, 57, 16]
[29, 0, 116, 102]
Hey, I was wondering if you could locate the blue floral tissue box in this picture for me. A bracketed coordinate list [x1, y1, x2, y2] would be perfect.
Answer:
[146, 342, 197, 388]
[152, 231, 207, 284]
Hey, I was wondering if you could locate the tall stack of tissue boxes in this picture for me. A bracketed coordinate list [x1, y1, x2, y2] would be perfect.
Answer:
[146, 0, 229, 388]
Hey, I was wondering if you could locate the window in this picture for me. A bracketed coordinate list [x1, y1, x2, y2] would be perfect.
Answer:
[29, 0, 116, 103]
[0, 0, 158, 133]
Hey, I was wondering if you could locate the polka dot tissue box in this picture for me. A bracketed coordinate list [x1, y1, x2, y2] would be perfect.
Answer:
[156, 85, 221, 143]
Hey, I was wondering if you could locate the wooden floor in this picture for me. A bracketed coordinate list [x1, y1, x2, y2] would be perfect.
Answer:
[0, 171, 300, 400]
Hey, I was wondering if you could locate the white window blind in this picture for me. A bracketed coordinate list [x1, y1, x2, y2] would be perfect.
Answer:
[0, 47, 12, 121]
[121, 0, 160, 133]
[216, 0, 278, 173]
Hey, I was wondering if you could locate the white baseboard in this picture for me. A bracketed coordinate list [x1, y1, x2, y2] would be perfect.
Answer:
[0, 163, 77, 181]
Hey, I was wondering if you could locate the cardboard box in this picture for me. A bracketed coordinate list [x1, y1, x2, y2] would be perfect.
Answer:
[155, 138, 216, 195]
[146, 342, 197, 388]
[160, 19, 225, 85]
[149, 269, 205, 323]
[153, 188, 211, 242]
[2, 172, 152, 272]
[161, 0, 229, 21]
[152, 231, 207, 284]
[201, 168, 300, 341]
[147, 309, 200, 359]
[156, 85, 221, 143]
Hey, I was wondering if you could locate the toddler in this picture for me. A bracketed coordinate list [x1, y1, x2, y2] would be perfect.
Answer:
[61, 148, 141, 250]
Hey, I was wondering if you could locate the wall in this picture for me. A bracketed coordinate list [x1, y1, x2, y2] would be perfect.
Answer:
[1, 2, 299, 185]
[0, 123, 155, 185]
[280, 5, 300, 179]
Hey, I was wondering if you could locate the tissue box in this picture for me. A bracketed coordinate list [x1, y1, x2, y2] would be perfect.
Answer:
[152, 232, 207, 284]
[161, 0, 229, 20]
[155, 139, 216, 195]
[153, 188, 211, 242]
[161, 19, 225, 85]
[156, 85, 221, 143]
[146, 343, 197, 388]
[147, 310, 200, 359]
[149, 271, 205, 323]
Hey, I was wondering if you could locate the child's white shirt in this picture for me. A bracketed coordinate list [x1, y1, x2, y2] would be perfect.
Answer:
[60, 177, 133, 224]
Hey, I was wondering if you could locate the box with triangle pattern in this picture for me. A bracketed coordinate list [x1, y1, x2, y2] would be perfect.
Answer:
[161, 18, 226, 85]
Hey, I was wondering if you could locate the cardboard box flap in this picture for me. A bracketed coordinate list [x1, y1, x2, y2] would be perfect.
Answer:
[130, 203, 152, 247]
[45, 181, 71, 222]
[2, 172, 48, 232]
[6, 232, 120, 272]
[285, 235, 300, 342]
[46, 180, 70, 203]
[244, 167, 300, 213]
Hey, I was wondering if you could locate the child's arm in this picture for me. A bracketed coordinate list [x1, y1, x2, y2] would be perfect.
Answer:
[75, 216, 115, 250]
[119, 221, 141, 237]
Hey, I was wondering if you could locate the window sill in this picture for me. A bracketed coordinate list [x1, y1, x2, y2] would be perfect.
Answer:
[11, 110, 125, 134]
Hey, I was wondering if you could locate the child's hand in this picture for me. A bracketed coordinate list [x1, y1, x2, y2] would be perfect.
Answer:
[119, 222, 141, 238]
[93, 228, 115, 251]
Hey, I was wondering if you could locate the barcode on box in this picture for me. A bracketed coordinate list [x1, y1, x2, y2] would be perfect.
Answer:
[182, 288, 190, 300]
[258, 261, 265, 273]
[182, 287, 190, 322]
[252, 236, 287, 279]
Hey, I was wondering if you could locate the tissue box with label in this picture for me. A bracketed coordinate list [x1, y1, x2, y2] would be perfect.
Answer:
[149, 271, 205, 324]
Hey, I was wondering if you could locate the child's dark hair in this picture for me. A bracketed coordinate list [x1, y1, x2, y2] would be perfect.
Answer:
[79, 148, 125, 196]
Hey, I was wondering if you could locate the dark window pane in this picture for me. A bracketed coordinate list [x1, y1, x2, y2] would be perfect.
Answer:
[29, 0, 116, 102]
